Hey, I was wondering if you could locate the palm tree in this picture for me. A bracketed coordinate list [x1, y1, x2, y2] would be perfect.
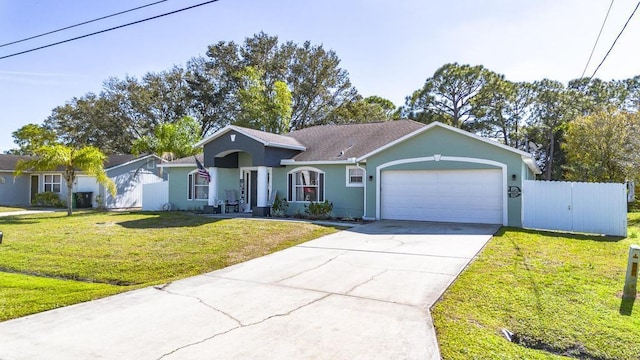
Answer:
[15, 145, 116, 216]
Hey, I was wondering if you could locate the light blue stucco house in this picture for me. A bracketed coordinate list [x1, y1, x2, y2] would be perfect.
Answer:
[0, 154, 164, 208]
[159, 120, 540, 227]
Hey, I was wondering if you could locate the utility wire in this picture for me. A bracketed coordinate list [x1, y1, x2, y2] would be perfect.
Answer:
[589, 0, 640, 79]
[0, 0, 220, 61]
[581, 0, 615, 78]
[0, 0, 169, 48]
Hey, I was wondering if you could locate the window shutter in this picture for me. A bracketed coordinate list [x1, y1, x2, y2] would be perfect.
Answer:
[188, 174, 193, 200]
[319, 173, 324, 202]
[288, 173, 293, 201]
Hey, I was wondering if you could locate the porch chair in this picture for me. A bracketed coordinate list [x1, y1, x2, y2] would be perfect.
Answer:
[224, 189, 239, 213]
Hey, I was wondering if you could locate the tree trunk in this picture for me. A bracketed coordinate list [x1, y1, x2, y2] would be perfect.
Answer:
[66, 182, 73, 216]
[544, 131, 555, 181]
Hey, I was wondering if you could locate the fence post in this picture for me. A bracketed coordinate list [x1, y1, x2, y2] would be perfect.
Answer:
[623, 245, 640, 299]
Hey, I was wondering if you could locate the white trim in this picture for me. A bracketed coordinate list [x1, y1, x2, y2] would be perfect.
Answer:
[106, 154, 162, 172]
[375, 156, 508, 225]
[194, 125, 306, 151]
[187, 169, 209, 201]
[357, 121, 541, 175]
[158, 163, 196, 168]
[345, 166, 365, 187]
[280, 159, 358, 166]
[287, 166, 325, 203]
[43, 173, 63, 193]
[239, 166, 273, 208]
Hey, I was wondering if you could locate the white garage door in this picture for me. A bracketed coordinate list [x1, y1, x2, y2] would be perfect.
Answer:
[380, 169, 503, 224]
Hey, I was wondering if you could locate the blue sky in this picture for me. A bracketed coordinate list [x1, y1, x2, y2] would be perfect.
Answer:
[1, 0, 639, 152]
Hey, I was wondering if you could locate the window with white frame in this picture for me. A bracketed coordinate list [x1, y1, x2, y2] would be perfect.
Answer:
[188, 171, 209, 200]
[44, 174, 61, 193]
[346, 166, 364, 187]
[288, 168, 324, 202]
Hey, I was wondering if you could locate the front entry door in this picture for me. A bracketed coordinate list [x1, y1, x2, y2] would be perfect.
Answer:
[30, 175, 39, 203]
[242, 170, 259, 211]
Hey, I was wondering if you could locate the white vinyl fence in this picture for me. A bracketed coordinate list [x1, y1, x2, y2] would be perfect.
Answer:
[522, 180, 627, 236]
[142, 181, 169, 211]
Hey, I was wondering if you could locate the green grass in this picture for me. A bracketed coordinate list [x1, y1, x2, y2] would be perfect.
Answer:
[433, 212, 640, 359]
[0, 211, 338, 321]
[0, 206, 26, 213]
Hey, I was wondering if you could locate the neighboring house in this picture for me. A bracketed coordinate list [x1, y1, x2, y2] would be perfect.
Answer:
[159, 120, 541, 227]
[0, 154, 165, 209]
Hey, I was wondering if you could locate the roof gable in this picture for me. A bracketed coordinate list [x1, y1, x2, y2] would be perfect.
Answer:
[357, 121, 541, 174]
[195, 125, 305, 150]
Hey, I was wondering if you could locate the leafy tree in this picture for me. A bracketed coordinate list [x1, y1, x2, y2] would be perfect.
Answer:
[185, 56, 238, 136]
[44, 93, 134, 154]
[563, 108, 640, 182]
[403, 63, 497, 130]
[7, 124, 57, 155]
[234, 67, 292, 134]
[324, 96, 393, 124]
[474, 80, 533, 148]
[14, 145, 116, 216]
[526, 79, 577, 180]
[131, 116, 201, 160]
[567, 77, 628, 115]
[202, 32, 357, 131]
[364, 96, 399, 119]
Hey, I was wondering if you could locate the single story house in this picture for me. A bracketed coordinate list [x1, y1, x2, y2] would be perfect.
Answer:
[158, 120, 540, 226]
[0, 154, 165, 208]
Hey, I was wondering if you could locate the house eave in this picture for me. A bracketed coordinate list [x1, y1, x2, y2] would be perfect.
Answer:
[105, 154, 162, 172]
[157, 163, 196, 168]
[266, 143, 306, 151]
[194, 125, 306, 151]
[280, 159, 359, 166]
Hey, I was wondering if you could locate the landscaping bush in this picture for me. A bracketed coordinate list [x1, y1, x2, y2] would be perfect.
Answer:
[304, 200, 333, 220]
[32, 192, 66, 208]
[271, 194, 289, 217]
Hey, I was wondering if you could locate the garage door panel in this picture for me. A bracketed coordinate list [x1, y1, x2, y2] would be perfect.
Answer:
[381, 169, 503, 224]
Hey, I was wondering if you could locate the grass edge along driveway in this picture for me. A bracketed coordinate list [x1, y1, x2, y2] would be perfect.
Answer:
[433, 212, 640, 360]
[0, 211, 339, 322]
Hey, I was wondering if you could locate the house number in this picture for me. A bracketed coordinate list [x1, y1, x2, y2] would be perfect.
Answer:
[508, 186, 521, 198]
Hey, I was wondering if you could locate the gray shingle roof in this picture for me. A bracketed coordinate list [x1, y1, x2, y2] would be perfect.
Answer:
[237, 127, 304, 148]
[0, 155, 35, 171]
[288, 120, 425, 161]
[0, 153, 152, 171]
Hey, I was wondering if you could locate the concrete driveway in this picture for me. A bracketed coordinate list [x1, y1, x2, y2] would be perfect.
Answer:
[0, 220, 498, 360]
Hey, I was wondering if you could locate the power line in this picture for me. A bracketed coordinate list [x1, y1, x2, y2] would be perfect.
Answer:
[581, 0, 615, 78]
[589, 0, 640, 79]
[0, 0, 220, 61]
[0, 0, 169, 49]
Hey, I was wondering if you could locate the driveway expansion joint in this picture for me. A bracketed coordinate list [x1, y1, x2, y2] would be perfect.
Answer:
[296, 245, 473, 260]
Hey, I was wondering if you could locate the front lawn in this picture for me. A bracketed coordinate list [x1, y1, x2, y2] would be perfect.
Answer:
[0, 211, 338, 321]
[433, 212, 640, 359]
[0, 206, 26, 213]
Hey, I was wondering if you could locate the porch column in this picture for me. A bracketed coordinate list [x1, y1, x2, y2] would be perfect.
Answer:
[256, 166, 268, 207]
[208, 167, 218, 206]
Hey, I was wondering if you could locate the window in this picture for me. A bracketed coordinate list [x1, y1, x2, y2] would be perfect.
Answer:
[188, 172, 209, 200]
[288, 168, 324, 202]
[44, 174, 61, 193]
[146, 159, 155, 169]
[346, 166, 364, 187]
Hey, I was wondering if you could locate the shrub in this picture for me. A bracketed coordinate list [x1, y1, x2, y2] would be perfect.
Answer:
[304, 200, 333, 220]
[32, 192, 66, 208]
[271, 194, 289, 217]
